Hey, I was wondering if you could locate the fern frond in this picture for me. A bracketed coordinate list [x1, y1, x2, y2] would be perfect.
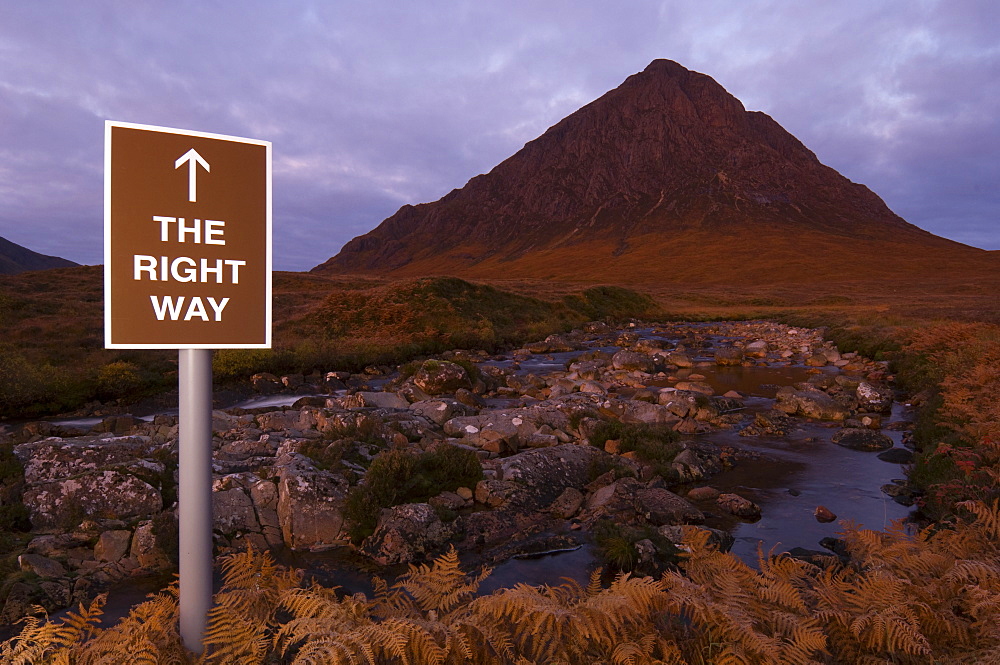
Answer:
[958, 499, 1000, 541]
[395, 546, 491, 615]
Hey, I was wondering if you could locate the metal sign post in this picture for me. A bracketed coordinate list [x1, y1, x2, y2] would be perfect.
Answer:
[105, 122, 271, 652]
[178, 348, 214, 648]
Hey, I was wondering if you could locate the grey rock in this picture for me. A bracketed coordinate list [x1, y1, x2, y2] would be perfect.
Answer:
[611, 350, 655, 372]
[856, 381, 893, 414]
[548, 487, 584, 519]
[276, 455, 349, 550]
[413, 360, 472, 395]
[717, 493, 761, 519]
[19, 553, 67, 578]
[213, 487, 259, 534]
[775, 387, 849, 421]
[130, 520, 172, 570]
[94, 530, 132, 563]
[832, 428, 894, 451]
[362, 503, 452, 565]
[714, 347, 744, 366]
[633, 488, 704, 525]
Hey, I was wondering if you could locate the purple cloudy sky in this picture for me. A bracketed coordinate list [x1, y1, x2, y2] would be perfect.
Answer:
[1, 1, 998, 271]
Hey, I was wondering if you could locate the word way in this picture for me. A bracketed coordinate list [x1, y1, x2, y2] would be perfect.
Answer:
[150, 295, 230, 321]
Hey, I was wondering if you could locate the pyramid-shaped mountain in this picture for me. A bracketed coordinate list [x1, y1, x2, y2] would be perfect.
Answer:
[315, 59, 990, 283]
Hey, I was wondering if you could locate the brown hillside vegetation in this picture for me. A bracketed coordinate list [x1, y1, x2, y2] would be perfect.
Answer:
[2, 263, 1000, 420]
[316, 59, 998, 284]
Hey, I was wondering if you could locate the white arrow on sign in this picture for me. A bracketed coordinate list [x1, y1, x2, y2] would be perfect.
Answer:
[175, 149, 211, 203]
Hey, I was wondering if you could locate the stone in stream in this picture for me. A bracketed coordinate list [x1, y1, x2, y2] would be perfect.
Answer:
[856, 381, 893, 414]
[877, 447, 914, 464]
[413, 359, 472, 395]
[666, 352, 694, 368]
[717, 493, 761, 519]
[774, 387, 849, 421]
[686, 486, 720, 501]
[814, 505, 837, 523]
[611, 349, 656, 372]
[659, 525, 734, 552]
[714, 347, 744, 366]
[832, 428, 894, 451]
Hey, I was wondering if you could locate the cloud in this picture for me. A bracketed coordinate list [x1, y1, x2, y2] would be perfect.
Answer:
[1, 0, 998, 270]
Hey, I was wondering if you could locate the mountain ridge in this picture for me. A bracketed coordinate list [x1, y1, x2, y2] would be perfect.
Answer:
[0, 235, 78, 275]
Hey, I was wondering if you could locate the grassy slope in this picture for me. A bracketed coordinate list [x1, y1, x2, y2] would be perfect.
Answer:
[0, 268, 661, 418]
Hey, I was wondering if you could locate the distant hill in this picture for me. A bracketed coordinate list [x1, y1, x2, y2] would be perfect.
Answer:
[316, 59, 997, 284]
[0, 235, 78, 275]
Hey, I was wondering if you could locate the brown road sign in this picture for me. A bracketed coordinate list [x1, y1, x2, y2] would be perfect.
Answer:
[105, 121, 271, 348]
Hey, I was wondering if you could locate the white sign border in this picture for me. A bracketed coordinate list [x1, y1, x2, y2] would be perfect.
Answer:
[104, 120, 272, 349]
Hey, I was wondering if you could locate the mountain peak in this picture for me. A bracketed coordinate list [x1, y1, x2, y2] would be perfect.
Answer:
[315, 60, 980, 283]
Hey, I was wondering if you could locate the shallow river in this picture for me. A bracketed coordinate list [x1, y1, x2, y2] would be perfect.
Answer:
[47, 324, 915, 625]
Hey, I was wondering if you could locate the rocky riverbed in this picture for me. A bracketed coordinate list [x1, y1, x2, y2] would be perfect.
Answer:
[0, 319, 917, 625]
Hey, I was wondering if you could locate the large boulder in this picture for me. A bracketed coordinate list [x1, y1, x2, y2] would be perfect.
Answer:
[499, 444, 619, 506]
[15, 436, 154, 484]
[413, 360, 472, 395]
[275, 453, 350, 550]
[21, 469, 162, 529]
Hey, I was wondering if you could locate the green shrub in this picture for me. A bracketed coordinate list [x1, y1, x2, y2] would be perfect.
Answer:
[213, 348, 285, 381]
[587, 456, 638, 483]
[344, 445, 483, 543]
[589, 421, 681, 478]
[593, 519, 682, 573]
[96, 361, 144, 400]
[594, 520, 638, 571]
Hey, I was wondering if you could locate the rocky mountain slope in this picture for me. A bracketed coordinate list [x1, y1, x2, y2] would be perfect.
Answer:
[316, 59, 995, 283]
[0, 235, 78, 275]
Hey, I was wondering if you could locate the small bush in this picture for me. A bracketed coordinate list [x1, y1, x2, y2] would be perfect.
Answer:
[344, 444, 483, 543]
[587, 456, 638, 483]
[589, 421, 681, 478]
